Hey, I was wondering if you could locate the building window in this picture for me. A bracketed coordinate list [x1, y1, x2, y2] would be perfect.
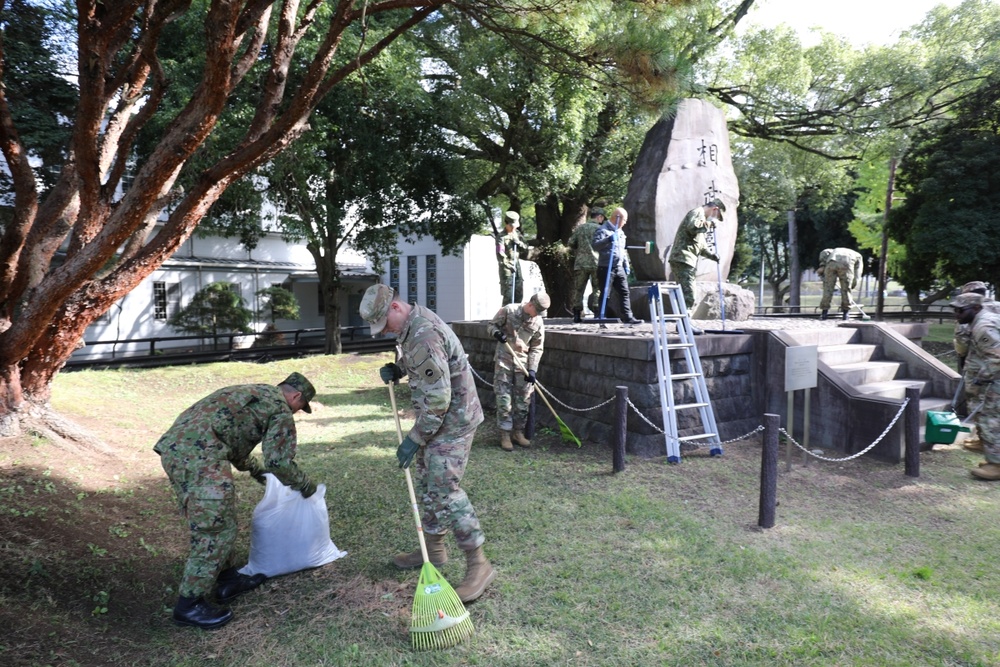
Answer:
[389, 256, 400, 293]
[153, 281, 180, 320]
[426, 255, 437, 312]
[407, 256, 418, 304]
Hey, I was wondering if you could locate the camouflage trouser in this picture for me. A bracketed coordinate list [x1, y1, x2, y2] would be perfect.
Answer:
[973, 384, 1000, 463]
[669, 262, 697, 310]
[413, 428, 485, 550]
[819, 268, 853, 311]
[494, 363, 534, 432]
[572, 267, 601, 313]
[159, 453, 238, 598]
[499, 265, 522, 306]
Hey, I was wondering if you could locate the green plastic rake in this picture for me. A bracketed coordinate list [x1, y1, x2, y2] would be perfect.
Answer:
[504, 341, 581, 447]
[388, 383, 474, 650]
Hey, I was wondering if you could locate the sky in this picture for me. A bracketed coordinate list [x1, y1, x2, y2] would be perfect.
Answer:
[741, 0, 965, 46]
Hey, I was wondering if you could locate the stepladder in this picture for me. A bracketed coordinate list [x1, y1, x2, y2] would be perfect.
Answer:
[647, 282, 723, 463]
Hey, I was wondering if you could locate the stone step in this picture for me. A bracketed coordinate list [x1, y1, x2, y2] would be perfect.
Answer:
[829, 360, 901, 385]
[853, 379, 927, 399]
[787, 328, 860, 347]
[818, 343, 878, 365]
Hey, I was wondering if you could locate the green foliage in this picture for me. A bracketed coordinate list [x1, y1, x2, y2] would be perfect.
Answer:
[167, 282, 253, 339]
[255, 285, 299, 324]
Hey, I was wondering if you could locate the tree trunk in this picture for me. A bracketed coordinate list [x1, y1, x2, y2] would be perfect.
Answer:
[532, 193, 587, 316]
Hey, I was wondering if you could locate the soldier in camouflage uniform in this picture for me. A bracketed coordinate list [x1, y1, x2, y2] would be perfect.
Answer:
[951, 292, 1000, 480]
[154, 372, 318, 629]
[667, 199, 726, 315]
[817, 247, 863, 320]
[488, 292, 549, 450]
[953, 282, 1000, 452]
[359, 284, 496, 603]
[567, 208, 603, 323]
[497, 211, 528, 306]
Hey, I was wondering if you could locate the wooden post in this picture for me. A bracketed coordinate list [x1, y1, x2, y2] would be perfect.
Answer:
[613, 386, 628, 473]
[905, 384, 921, 478]
[759, 413, 780, 529]
[785, 391, 794, 472]
[803, 389, 811, 467]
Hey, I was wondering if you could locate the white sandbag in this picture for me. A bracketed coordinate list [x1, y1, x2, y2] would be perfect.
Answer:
[240, 473, 347, 578]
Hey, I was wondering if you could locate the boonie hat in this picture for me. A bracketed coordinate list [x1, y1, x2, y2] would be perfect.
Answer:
[962, 281, 989, 295]
[280, 372, 316, 413]
[707, 198, 726, 213]
[529, 292, 551, 313]
[950, 292, 984, 309]
[360, 284, 394, 334]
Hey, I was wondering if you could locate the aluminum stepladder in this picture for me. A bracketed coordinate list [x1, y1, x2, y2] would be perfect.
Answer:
[647, 282, 723, 463]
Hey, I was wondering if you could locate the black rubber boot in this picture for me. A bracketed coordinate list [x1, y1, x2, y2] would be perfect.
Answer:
[215, 572, 267, 604]
[841, 310, 849, 320]
[173, 595, 233, 630]
[820, 310, 828, 320]
[572, 308, 582, 324]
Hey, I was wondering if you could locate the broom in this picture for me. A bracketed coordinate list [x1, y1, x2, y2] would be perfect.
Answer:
[387, 382, 474, 650]
[503, 341, 581, 447]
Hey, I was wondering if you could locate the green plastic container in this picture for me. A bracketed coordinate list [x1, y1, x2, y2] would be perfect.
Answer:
[925, 410, 972, 445]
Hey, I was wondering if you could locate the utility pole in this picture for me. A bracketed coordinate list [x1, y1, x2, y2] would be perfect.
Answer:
[877, 158, 897, 320]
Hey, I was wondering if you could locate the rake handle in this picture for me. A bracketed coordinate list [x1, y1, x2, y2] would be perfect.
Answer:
[388, 382, 430, 565]
[503, 340, 561, 424]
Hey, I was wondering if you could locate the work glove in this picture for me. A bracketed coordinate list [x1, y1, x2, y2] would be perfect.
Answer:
[299, 481, 317, 499]
[525, 370, 536, 384]
[379, 362, 403, 385]
[708, 253, 720, 263]
[247, 459, 267, 486]
[492, 330, 507, 344]
[396, 435, 420, 469]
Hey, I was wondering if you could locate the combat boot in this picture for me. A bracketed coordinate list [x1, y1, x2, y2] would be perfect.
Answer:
[573, 308, 582, 324]
[454, 545, 496, 603]
[820, 310, 828, 320]
[500, 430, 514, 451]
[841, 309, 849, 320]
[963, 434, 984, 452]
[215, 571, 267, 604]
[393, 531, 448, 569]
[172, 595, 233, 630]
[971, 463, 1000, 480]
[512, 430, 531, 447]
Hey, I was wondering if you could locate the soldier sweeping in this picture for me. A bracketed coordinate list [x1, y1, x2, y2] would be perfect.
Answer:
[154, 373, 319, 629]
[951, 292, 1000, 480]
[817, 247, 863, 320]
[360, 284, 496, 602]
[488, 292, 549, 450]
[497, 211, 528, 306]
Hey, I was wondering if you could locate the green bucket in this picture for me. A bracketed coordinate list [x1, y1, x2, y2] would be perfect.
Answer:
[925, 410, 972, 445]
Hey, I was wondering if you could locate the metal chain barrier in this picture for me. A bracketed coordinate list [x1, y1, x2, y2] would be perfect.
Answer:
[469, 366, 494, 389]
[780, 397, 910, 463]
[471, 364, 618, 413]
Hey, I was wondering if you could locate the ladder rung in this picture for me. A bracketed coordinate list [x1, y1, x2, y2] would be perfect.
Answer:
[669, 372, 701, 380]
[678, 433, 717, 442]
[663, 343, 694, 349]
[668, 402, 709, 411]
[658, 314, 685, 320]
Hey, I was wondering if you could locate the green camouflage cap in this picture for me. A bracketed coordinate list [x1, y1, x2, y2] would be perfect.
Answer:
[950, 292, 984, 309]
[280, 372, 315, 413]
[706, 198, 726, 213]
[360, 284, 394, 334]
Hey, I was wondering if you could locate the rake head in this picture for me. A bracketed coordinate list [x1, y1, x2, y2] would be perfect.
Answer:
[410, 562, 474, 650]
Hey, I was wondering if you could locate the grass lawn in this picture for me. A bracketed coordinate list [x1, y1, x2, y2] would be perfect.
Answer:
[1, 352, 998, 666]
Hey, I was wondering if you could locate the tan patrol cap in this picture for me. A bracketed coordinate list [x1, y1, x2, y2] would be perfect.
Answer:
[950, 292, 984, 308]
[280, 372, 315, 413]
[504, 210, 520, 228]
[529, 292, 551, 312]
[360, 284, 394, 334]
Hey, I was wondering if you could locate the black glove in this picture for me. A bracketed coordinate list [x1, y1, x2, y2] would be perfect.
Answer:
[492, 330, 507, 344]
[958, 355, 966, 374]
[299, 481, 317, 499]
[247, 459, 267, 486]
[525, 370, 536, 384]
[396, 435, 420, 469]
[379, 362, 403, 385]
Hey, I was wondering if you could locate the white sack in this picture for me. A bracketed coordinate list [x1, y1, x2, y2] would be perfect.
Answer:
[240, 473, 347, 578]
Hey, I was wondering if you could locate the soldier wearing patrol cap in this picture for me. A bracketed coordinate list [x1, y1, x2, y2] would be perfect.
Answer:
[951, 291, 1000, 480]
[497, 210, 528, 306]
[359, 284, 496, 602]
[153, 372, 319, 629]
[668, 198, 727, 317]
[487, 292, 550, 450]
[953, 281, 996, 453]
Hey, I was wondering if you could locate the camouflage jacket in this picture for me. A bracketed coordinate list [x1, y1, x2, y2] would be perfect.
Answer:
[668, 206, 717, 268]
[497, 230, 528, 271]
[957, 300, 1000, 368]
[487, 304, 545, 373]
[153, 384, 312, 491]
[397, 304, 484, 446]
[969, 308, 1000, 384]
[567, 221, 600, 270]
[817, 248, 863, 287]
